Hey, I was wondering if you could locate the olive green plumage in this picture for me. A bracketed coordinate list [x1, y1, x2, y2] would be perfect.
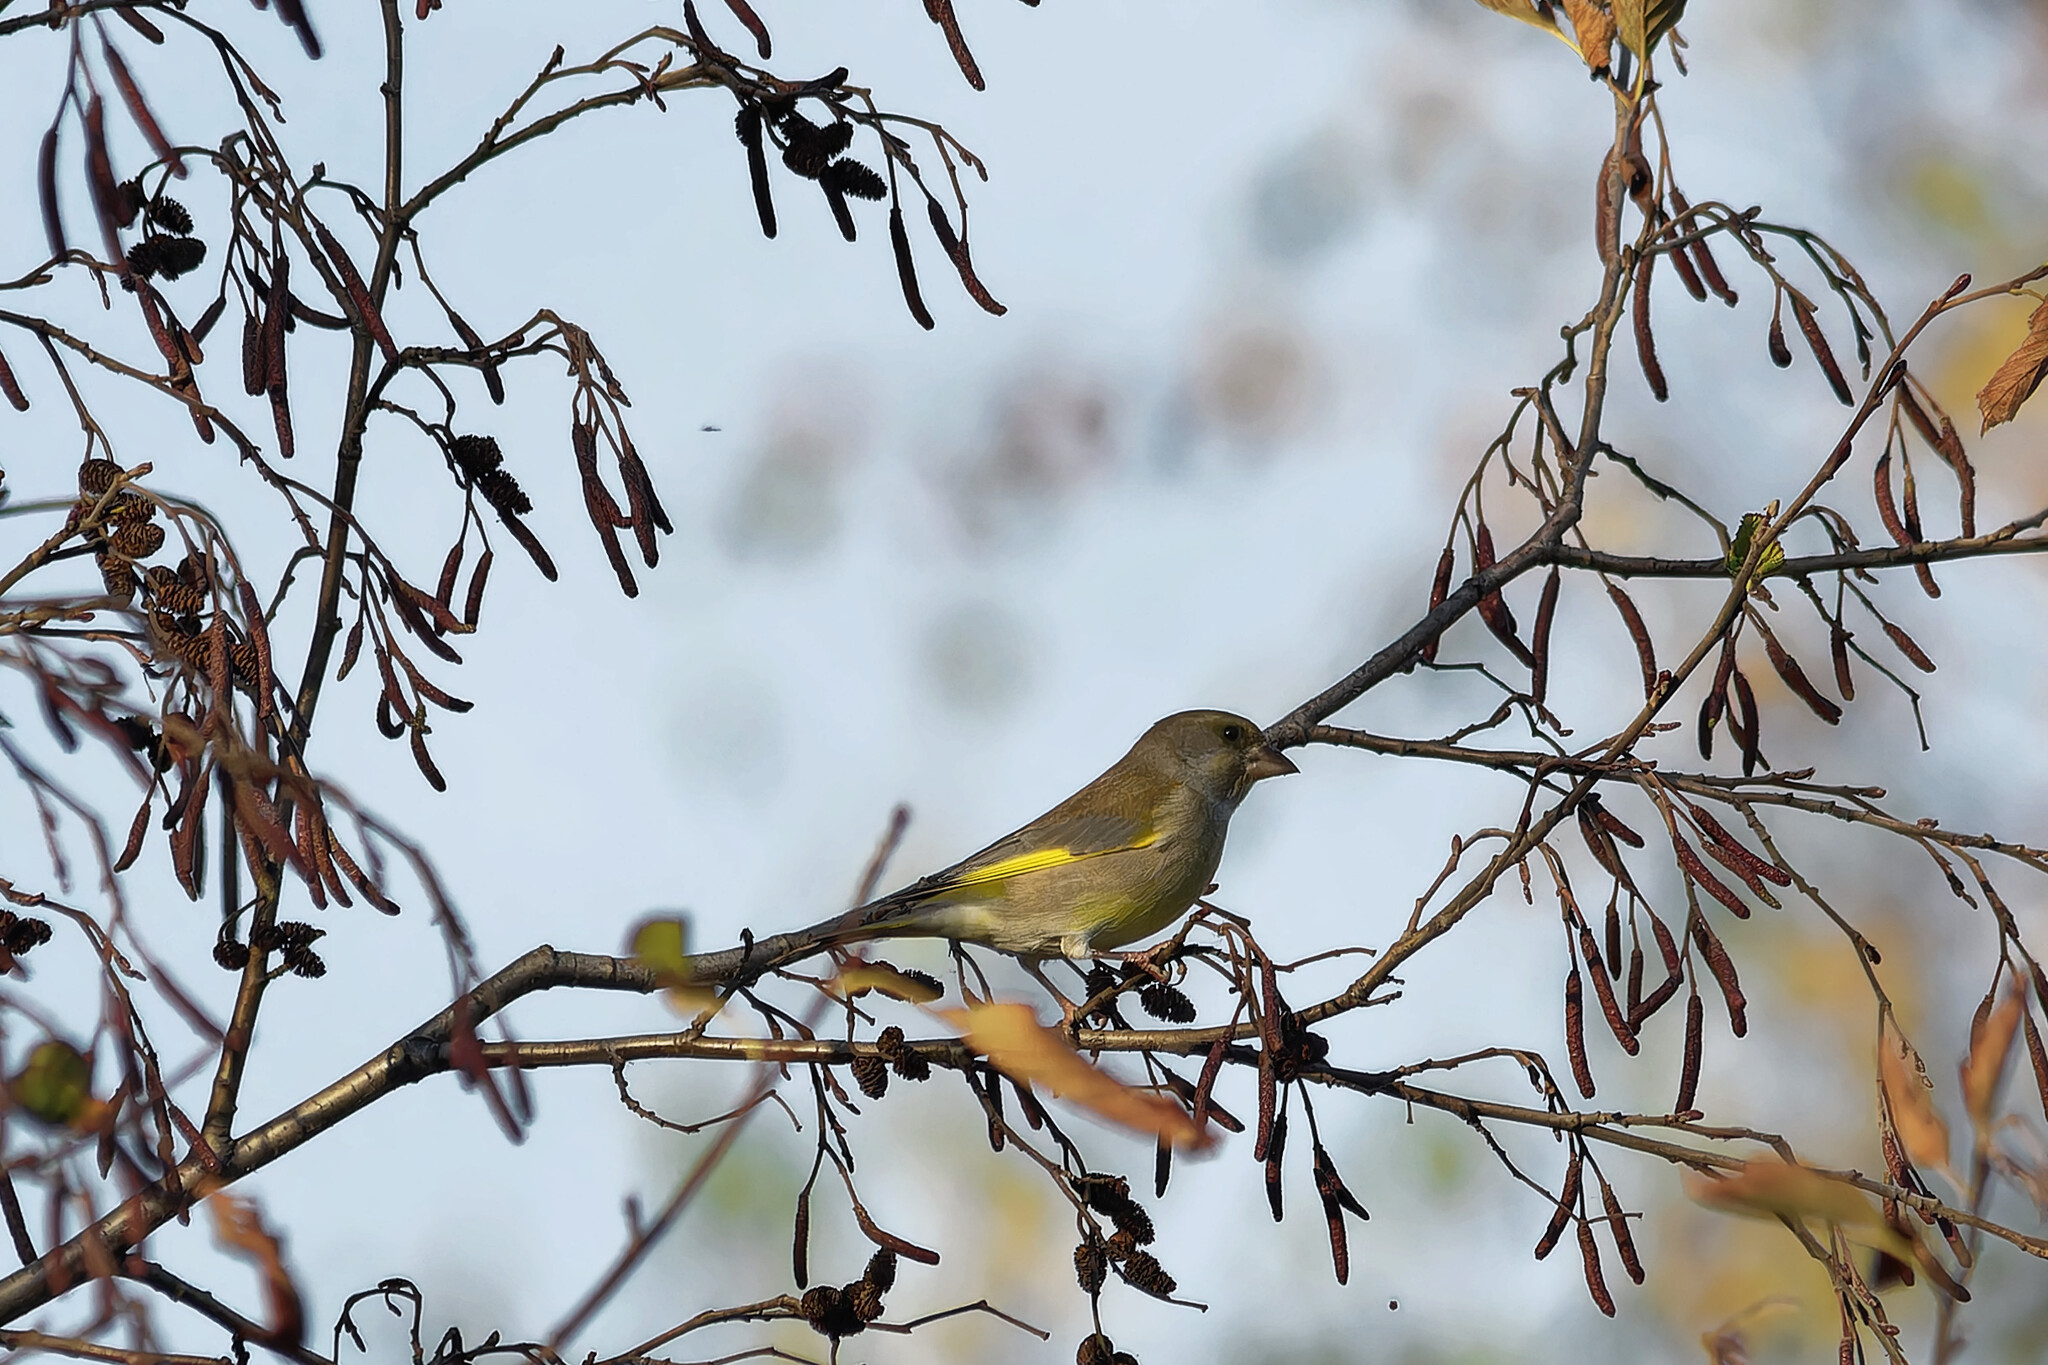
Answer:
[835, 710, 1296, 960]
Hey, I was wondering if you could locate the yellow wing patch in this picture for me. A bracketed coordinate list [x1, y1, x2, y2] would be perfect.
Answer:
[938, 831, 1159, 892]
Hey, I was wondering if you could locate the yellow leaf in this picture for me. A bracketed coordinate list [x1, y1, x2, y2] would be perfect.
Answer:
[1613, 0, 1646, 57]
[1961, 985, 2023, 1134]
[627, 915, 718, 1015]
[941, 1002, 1209, 1149]
[1878, 1015, 1951, 1172]
[1977, 297, 2048, 433]
[1469, 0, 1585, 57]
[833, 962, 944, 1005]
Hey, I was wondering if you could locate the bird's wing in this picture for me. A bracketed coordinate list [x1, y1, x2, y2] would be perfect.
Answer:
[867, 809, 1155, 913]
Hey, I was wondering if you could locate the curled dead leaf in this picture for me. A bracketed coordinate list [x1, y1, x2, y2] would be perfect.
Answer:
[1977, 297, 2048, 433]
[208, 1193, 306, 1347]
[833, 962, 944, 1005]
[1878, 1015, 1951, 1173]
[941, 1002, 1209, 1149]
[1684, 1161, 1893, 1245]
[1961, 984, 2024, 1135]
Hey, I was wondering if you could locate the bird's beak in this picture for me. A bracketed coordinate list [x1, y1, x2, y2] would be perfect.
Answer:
[1246, 743, 1299, 782]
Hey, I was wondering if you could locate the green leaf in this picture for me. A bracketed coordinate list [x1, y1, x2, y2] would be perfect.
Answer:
[11, 1040, 92, 1126]
[1727, 513, 1786, 577]
[1617, 0, 1688, 59]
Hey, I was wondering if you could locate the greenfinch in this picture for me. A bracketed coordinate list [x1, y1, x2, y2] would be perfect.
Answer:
[830, 710, 1296, 961]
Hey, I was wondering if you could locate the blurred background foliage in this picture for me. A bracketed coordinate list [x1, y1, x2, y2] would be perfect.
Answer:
[4, 0, 2048, 1361]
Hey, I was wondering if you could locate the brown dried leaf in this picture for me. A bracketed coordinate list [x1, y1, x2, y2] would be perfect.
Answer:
[1684, 1161, 1891, 1238]
[1879, 1015, 1951, 1172]
[945, 1003, 1209, 1148]
[1961, 984, 2023, 1135]
[1977, 297, 2048, 434]
[207, 1194, 306, 1347]
[1561, 0, 1615, 68]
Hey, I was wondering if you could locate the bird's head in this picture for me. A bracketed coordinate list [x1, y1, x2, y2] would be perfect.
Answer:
[1141, 710, 1299, 806]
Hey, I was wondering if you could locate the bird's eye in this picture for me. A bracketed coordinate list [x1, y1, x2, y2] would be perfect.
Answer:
[1221, 724, 1243, 743]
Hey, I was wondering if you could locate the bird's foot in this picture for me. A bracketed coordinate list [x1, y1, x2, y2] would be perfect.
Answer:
[1098, 941, 1178, 985]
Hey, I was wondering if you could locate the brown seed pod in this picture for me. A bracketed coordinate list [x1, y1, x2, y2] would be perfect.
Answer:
[1421, 543, 1455, 664]
[1077, 1332, 1115, 1365]
[1790, 291, 1853, 404]
[1665, 224, 1706, 300]
[863, 1247, 897, 1294]
[850, 1053, 888, 1099]
[1577, 923, 1639, 1055]
[889, 204, 933, 331]
[924, 195, 1005, 316]
[1566, 963, 1594, 1098]
[1690, 913, 1748, 1035]
[1472, 523, 1535, 665]
[1598, 1176, 1645, 1284]
[1767, 291, 1793, 368]
[1139, 980, 1196, 1022]
[78, 457, 124, 497]
[1577, 1216, 1616, 1316]
[1633, 247, 1668, 401]
[1114, 1249, 1177, 1299]
[0, 344, 27, 411]
[1603, 581, 1657, 698]
[1534, 1147, 1582, 1260]
[1669, 190, 1736, 305]
[799, 1285, 844, 1334]
[1675, 834, 1750, 920]
[99, 555, 139, 603]
[1073, 1237, 1108, 1295]
[1880, 619, 1936, 673]
[1677, 990, 1705, 1114]
[110, 518, 165, 560]
[721, 0, 771, 57]
[1264, 1108, 1288, 1222]
[2021, 1009, 2048, 1128]
[1531, 566, 1560, 705]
